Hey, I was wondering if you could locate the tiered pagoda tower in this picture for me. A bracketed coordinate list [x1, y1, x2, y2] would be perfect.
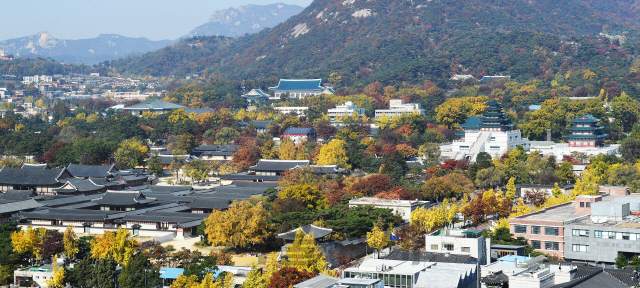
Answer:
[563, 114, 607, 147]
[479, 100, 514, 132]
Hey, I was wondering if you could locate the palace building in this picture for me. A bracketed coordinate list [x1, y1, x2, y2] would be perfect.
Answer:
[563, 114, 608, 148]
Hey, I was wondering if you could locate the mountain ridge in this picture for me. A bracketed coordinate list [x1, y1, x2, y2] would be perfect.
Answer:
[185, 3, 304, 38]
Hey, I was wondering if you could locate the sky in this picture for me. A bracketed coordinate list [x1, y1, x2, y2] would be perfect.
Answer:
[0, 0, 313, 42]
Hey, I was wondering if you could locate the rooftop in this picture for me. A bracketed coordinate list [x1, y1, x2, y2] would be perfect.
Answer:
[277, 224, 333, 241]
[0, 167, 70, 185]
[345, 259, 432, 275]
[513, 202, 583, 222]
[269, 79, 329, 91]
[67, 164, 117, 178]
[349, 197, 428, 206]
[250, 159, 310, 171]
[123, 99, 184, 110]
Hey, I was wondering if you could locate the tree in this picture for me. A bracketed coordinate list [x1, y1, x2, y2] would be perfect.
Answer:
[285, 230, 329, 273]
[261, 139, 278, 159]
[67, 257, 93, 288]
[94, 258, 117, 288]
[232, 142, 261, 170]
[63, 225, 79, 259]
[435, 96, 487, 129]
[41, 230, 64, 260]
[45, 255, 66, 288]
[168, 134, 197, 155]
[380, 151, 408, 182]
[11, 225, 43, 260]
[279, 138, 297, 160]
[90, 227, 138, 266]
[611, 92, 639, 132]
[268, 267, 316, 288]
[615, 253, 629, 269]
[204, 201, 271, 250]
[317, 139, 350, 169]
[243, 254, 281, 288]
[620, 137, 640, 163]
[506, 177, 516, 201]
[279, 184, 329, 210]
[215, 127, 240, 146]
[114, 138, 148, 168]
[551, 183, 563, 198]
[171, 274, 199, 288]
[148, 153, 164, 175]
[118, 253, 161, 288]
[170, 156, 184, 181]
[366, 222, 389, 258]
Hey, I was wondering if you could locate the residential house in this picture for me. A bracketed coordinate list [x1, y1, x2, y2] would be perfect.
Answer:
[348, 197, 429, 222]
[283, 127, 316, 144]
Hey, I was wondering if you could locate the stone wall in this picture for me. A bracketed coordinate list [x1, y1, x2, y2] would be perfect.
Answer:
[320, 239, 371, 268]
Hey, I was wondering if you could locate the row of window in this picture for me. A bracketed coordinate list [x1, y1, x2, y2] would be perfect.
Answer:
[572, 244, 589, 252]
[594, 231, 640, 240]
[530, 240, 559, 251]
[430, 244, 471, 253]
[514, 225, 559, 236]
[344, 272, 412, 288]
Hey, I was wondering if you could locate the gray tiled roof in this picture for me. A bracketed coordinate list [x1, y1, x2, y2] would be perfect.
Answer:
[214, 186, 268, 195]
[0, 167, 69, 185]
[40, 193, 103, 207]
[218, 172, 279, 181]
[252, 120, 271, 129]
[277, 224, 333, 241]
[55, 179, 104, 192]
[283, 127, 315, 135]
[21, 208, 116, 221]
[123, 99, 184, 110]
[21, 164, 50, 170]
[0, 189, 37, 202]
[185, 198, 232, 209]
[0, 199, 43, 214]
[250, 160, 310, 171]
[67, 164, 117, 178]
[229, 181, 278, 188]
[93, 190, 155, 206]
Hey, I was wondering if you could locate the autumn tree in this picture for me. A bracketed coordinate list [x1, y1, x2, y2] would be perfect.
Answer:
[506, 177, 516, 201]
[90, 227, 138, 266]
[11, 225, 43, 260]
[279, 138, 297, 160]
[435, 96, 487, 129]
[317, 139, 350, 169]
[243, 253, 281, 288]
[285, 230, 330, 273]
[366, 222, 389, 258]
[41, 230, 64, 260]
[118, 252, 161, 288]
[268, 267, 316, 288]
[279, 184, 329, 210]
[148, 153, 164, 175]
[45, 255, 66, 288]
[168, 134, 197, 155]
[232, 142, 262, 170]
[216, 127, 240, 146]
[114, 138, 148, 168]
[204, 201, 271, 250]
[611, 92, 639, 132]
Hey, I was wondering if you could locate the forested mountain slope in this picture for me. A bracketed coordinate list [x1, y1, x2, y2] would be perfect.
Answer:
[106, 0, 640, 82]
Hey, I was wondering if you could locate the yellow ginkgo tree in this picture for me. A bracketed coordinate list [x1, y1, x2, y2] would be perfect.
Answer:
[45, 255, 66, 288]
[366, 222, 389, 258]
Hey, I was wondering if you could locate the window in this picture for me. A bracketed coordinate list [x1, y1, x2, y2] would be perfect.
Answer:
[531, 226, 541, 235]
[84, 227, 90, 233]
[594, 231, 603, 238]
[531, 240, 541, 249]
[572, 244, 589, 252]
[460, 146, 470, 149]
[515, 225, 527, 234]
[623, 233, 630, 240]
[490, 137, 496, 141]
[431, 245, 438, 250]
[545, 242, 559, 251]
[580, 202, 585, 207]
[608, 232, 616, 239]
[462, 247, 471, 253]
[572, 229, 589, 237]
[586, 202, 591, 207]
[490, 146, 500, 150]
[545, 227, 559, 236]
[443, 244, 454, 251]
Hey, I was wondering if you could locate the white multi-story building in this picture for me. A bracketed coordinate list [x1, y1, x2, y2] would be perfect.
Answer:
[22, 75, 53, 85]
[441, 100, 529, 162]
[425, 228, 488, 265]
[274, 106, 309, 116]
[327, 101, 366, 121]
[348, 197, 430, 222]
[374, 99, 424, 119]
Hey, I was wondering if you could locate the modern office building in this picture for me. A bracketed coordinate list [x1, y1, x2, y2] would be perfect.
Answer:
[327, 101, 366, 121]
[374, 99, 424, 119]
[348, 198, 430, 222]
[424, 228, 488, 265]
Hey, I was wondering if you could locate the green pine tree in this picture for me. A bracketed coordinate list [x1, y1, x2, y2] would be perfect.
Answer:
[615, 253, 628, 269]
[94, 258, 117, 288]
[380, 151, 408, 182]
[118, 253, 161, 288]
[68, 257, 94, 288]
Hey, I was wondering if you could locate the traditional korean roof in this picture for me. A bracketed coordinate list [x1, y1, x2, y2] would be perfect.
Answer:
[570, 114, 601, 123]
[53, 179, 104, 193]
[39, 193, 103, 207]
[459, 116, 482, 129]
[241, 89, 269, 98]
[0, 167, 70, 185]
[307, 165, 346, 174]
[229, 181, 278, 188]
[218, 172, 280, 181]
[252, 120, 272, 129]
[185, 198, 233, 210]
[21, 163, 49, 170]
[480, 271, 509, 286]
[67, 164, 117, 178]
[250, 159, 310, 171]
[276, 224, 333, 241]
[268, 79, 329, 91]
[21, 208, 116, 221]
[0, 199, 43, 214]
[562, 134, 608, 139]
[0, 189, 37, 202]
[93, 190, 155, 206]
[283, 127, 315, 135]
[124, 211, 206, 227]
[213, 186, 268, 195]
[123, 99, 184, 110]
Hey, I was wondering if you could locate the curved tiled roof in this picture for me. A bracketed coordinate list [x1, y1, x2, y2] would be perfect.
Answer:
[0, 167, 69, 185]
[277, 224, 333, 241]
[67, 164, 117, 178]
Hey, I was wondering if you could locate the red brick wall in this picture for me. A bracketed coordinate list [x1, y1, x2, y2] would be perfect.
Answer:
[574, 196, 602, 214]
[599, 186, 628, 196]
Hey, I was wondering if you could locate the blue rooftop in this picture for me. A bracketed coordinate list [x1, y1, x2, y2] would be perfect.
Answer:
[160, 268, 184, 279]
[498, 255, 531, 263]
[242, 89, 270, 98]
[283, 127, 315, 135]
[459, 116, 482, 129]
[269, 79, 328, 91]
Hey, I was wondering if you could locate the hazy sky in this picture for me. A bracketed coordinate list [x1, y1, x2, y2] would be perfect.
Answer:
[0, 0, 312, 41]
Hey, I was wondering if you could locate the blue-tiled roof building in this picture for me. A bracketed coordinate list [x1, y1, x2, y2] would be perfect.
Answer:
[268, 79, 334, 99]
